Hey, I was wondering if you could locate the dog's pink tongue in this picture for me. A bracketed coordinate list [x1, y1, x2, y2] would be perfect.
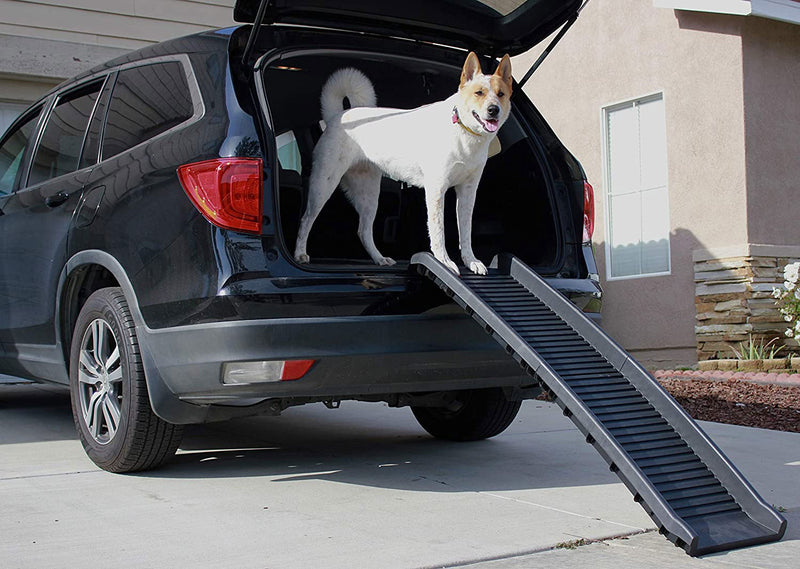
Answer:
[484, 119, 499, 133]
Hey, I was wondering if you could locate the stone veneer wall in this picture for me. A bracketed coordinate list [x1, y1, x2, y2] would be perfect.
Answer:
[694, 245, 800, 361]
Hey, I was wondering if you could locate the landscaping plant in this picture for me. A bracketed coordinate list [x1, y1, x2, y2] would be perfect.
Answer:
[773, 261, 800, 341]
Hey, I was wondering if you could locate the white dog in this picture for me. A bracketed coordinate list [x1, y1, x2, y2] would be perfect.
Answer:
[294, 52, 512, 275]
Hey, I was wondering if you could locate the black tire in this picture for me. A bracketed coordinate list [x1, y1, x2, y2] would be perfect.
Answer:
[69, 288, 183, 473]
[411, 388, 521, 441]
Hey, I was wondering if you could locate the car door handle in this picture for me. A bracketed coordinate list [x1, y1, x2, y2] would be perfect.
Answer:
[45, 192, 70, 208]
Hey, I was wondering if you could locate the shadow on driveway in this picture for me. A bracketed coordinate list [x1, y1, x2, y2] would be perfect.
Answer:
[1, 382, 627, 495]
[147, 400, 618, 495]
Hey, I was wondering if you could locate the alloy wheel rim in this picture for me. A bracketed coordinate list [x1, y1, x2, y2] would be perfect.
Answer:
[78, 319, 123, 445]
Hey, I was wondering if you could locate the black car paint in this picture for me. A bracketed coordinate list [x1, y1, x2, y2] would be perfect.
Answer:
[233, 0, 584, 57]
[0, 26, 601, 424]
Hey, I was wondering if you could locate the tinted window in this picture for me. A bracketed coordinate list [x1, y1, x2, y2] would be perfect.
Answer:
[102, 62, 193, 160]
[0, 106, 43, 196]
[28, 82, 102, 186]
[78, 77, 112, 171]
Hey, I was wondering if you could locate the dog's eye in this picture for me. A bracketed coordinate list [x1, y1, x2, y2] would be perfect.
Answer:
[498, 91, 505, 98]
[475, 90, 484, 97]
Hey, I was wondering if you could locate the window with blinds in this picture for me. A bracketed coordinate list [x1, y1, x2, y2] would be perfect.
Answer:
[603, 94, 670, 279]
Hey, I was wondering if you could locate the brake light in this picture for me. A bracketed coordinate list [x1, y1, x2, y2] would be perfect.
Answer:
[281, 359, 316, 380]
[582, 181, 595, 242]
[177, 158, 263, 234]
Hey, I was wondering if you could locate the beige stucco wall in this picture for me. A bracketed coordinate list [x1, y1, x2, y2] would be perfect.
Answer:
[741, 16, 800, 246]
[515, 0, 750, 367]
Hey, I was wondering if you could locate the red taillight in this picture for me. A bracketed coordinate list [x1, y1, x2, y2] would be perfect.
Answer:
[281, 359, 315, 381]
[177, 158, 263, 234]
[582, 181, 595, 242]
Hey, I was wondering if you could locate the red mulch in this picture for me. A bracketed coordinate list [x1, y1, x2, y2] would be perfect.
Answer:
[657, 377, 800, 433]
[538, 376, 800, 433]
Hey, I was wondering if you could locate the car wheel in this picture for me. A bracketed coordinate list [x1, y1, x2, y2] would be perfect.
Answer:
[69, 288, 183, 472]
[411, 387, 521, 441]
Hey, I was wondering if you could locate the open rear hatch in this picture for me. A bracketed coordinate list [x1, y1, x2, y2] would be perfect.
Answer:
[232, 0, 591, 277]
[234, 0, 582, 56]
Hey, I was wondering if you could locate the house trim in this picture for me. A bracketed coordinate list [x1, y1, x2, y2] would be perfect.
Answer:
[653, 0, 800, 25]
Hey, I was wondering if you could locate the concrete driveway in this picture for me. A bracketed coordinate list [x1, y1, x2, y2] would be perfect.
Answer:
[1, 378, 797, 568]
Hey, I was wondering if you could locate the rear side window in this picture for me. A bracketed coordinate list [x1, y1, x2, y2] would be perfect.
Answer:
[28, 82, 103, 186]
[276, 131, 302, 175]
[0, 106, 43, 195]
[102, 62, 193, 160]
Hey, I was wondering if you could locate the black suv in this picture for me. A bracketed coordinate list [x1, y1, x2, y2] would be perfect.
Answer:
[0, 0, 600, 472]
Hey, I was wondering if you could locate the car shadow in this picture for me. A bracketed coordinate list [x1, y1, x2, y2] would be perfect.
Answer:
[0, 382, 621, 495]
[0, 382, 76, 444]
[142, 401, 622, 494]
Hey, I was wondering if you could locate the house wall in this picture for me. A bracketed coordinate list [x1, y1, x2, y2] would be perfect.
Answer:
[0, 0, 235, 131]
[741, 15, 800, 246]
[515, 0, 749, 367]
[691, 16, 800, 360]
[0, 0, 235, 50]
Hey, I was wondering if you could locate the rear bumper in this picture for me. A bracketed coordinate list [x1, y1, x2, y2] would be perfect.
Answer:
[135, 273, 601, 424]
[138, 310, 532, 423]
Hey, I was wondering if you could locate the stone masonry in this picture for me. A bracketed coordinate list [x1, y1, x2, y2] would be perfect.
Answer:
[694, 248, 800, 361]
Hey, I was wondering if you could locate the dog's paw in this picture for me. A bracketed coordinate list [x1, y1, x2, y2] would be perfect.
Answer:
[467, 260, 487, 275]
[377, 256, 396, 266]
[444, 258, 460, 275]
[432, 252, 460, 274]
[295, 253, 311, 264]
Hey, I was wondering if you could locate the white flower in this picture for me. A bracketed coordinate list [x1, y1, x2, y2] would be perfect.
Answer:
[784, 314, 793, 322]
[784, 262, 800, 284]
[786, 328, 793, 337]
[785, 281, 796, 292]
[773, 287, 784, 299]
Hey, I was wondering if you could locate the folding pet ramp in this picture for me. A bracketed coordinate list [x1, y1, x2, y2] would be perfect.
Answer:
[411, 252, 786, 556]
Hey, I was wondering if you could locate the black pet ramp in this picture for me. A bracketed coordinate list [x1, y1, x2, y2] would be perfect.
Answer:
[410, 252, 786, 556]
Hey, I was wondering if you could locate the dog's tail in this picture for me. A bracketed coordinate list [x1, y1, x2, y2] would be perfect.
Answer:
[320, 68, 376, 124]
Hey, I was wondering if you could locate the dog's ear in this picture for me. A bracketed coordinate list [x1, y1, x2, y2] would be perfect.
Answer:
[460, 52, 482, 87]
[494, 54, 513, 88]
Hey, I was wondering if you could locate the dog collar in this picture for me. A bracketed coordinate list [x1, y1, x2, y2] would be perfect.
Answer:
[452, 107, 482, 137]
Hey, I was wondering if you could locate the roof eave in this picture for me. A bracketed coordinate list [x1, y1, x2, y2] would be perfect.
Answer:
[653, 0, 800, 25]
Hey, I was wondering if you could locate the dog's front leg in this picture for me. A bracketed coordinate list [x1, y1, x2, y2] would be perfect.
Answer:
[455, 181, 487, 275]
[424, 182, 459, 274]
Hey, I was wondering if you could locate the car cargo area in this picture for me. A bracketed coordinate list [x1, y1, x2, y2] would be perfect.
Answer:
[262, 51, 564, 274]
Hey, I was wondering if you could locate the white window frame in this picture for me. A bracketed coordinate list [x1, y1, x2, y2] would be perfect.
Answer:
[601, 91, 671, 281]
